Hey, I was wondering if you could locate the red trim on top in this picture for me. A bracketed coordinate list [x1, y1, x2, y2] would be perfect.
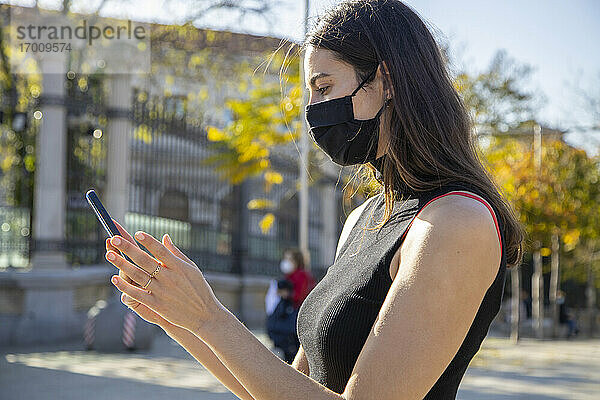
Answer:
[400, 191, 503, 255]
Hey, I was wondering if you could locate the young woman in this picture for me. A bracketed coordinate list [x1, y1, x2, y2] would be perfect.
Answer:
[104, 1, 525, 399]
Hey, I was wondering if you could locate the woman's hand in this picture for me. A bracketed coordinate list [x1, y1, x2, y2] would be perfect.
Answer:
[106, 219, 177, 330]
[105, 224, 227, 335]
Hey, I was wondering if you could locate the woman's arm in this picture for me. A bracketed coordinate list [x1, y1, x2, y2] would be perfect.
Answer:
[169, 300, 307, 399]
[104, 221, 255, 400]
[106, 224, 343, 399]
[163, 323, 256, 400]
[198, 308, 344, 400]
[108, 194, 501, 400]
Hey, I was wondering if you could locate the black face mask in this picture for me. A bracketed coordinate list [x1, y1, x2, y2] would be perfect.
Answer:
[305, 68, 390, 166]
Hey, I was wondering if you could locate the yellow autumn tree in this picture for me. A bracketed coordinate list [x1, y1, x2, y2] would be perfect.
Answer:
[484, 133, 600, 285]
[203, 49, 311, 233]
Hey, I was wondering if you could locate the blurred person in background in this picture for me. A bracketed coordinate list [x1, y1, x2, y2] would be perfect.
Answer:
[280, 248, 316, 310]
[265, 248, 314, 316]
[558, 290, 579, 338]
[521, 288, 532, 320]
[267, 279, 300, 363]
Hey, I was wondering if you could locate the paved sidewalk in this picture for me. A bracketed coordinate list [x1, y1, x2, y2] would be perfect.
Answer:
[2, 329, 599, 399]
[458, 336, 600, 399]
[1, 329, 274, 400]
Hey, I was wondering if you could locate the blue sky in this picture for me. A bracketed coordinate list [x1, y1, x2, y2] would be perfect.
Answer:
[9, 0, 600, 154]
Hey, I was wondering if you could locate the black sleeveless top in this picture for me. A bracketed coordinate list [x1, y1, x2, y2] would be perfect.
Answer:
[296, 180, 507, 398]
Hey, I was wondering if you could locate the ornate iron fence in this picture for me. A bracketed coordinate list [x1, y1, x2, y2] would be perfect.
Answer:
[2, 73, 345, 278]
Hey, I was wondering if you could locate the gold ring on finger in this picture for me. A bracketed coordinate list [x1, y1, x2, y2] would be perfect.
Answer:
[142, 275, 153, 290]
[150, 262, 161, 278]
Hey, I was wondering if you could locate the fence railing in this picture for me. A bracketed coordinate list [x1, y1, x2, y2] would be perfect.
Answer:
[1, 77, 335, 279]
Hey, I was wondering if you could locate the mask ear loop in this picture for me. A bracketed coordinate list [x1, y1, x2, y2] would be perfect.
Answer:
[350, 66, 379, 97]
[362, 96, 392, 163]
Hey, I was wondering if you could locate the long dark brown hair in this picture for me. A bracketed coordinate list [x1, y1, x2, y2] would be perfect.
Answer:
[301, 0, 525, 269]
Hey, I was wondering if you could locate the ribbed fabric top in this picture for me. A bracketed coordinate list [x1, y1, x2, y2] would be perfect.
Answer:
[296, 180, 507, 397]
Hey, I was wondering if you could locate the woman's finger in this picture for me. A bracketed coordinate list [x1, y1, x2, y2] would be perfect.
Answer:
[106, 237, 140, 287]
[109, 234, 162, 275]
[121, 292, 141, 310]
[121, 293, 173, 328]
[111, 275, 155, 306]
[108, 218, 142, 281]
[106, 237, 126, 254]
[133, 231, 181, 268]
[106, 250, 152, 288]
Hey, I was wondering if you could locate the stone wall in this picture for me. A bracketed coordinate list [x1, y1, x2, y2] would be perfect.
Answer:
[0, 267, 273, 346]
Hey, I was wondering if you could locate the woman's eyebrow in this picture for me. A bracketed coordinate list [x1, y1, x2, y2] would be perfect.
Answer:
[309, 72, 331, 86]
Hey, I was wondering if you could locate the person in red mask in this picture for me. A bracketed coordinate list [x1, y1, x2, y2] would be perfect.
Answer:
[280, 248, 315, 310]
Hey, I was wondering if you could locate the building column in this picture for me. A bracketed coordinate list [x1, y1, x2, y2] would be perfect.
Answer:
[105, 74, 132, 224]
[30, 51, 68, 269]
[14, 51, 79, 344]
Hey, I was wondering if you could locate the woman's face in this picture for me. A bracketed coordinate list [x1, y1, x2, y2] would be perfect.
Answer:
[280, 252, 297, 274]
[304, 45, 389, 158]
[283, 252, 295, 264]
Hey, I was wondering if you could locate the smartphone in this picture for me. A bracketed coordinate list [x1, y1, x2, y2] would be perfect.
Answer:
[85, 189, 137, 266]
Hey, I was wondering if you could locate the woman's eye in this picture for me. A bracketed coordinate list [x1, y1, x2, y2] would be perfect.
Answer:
[316, 86, 329, 95]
